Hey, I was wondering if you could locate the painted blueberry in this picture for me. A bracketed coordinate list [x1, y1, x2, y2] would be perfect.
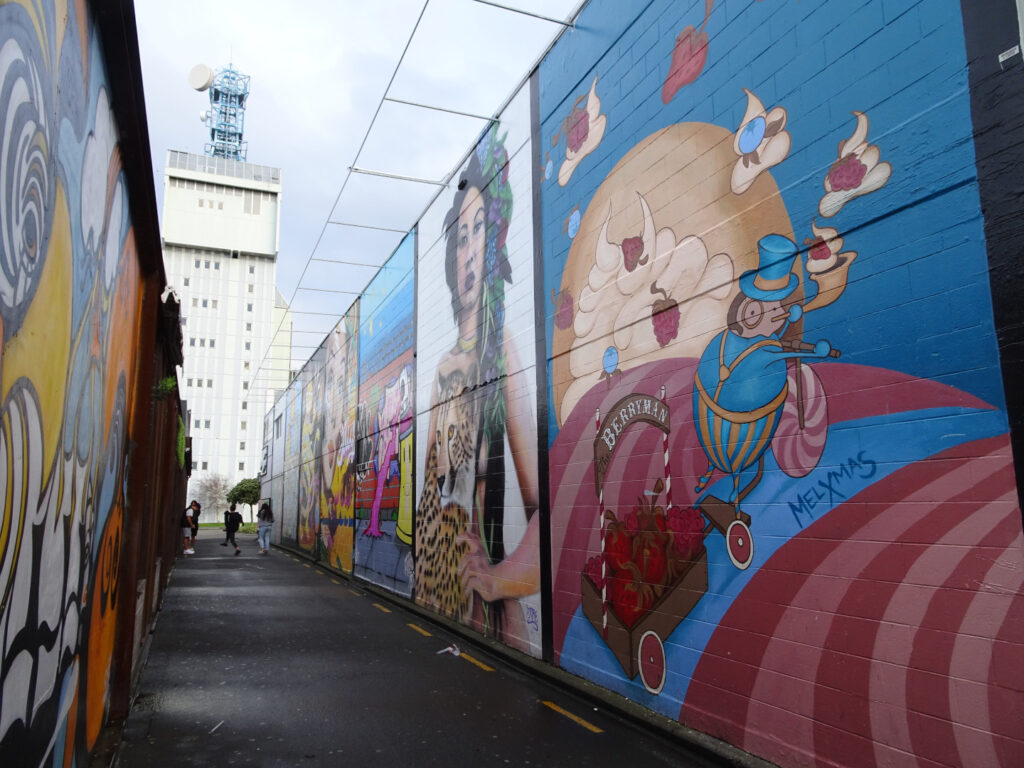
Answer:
[603, 346, 619, 374]
[738, 116, 766, 154]
[567, 208, 581, 238]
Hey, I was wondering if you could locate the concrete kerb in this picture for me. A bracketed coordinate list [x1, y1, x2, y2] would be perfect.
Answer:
[272, 543, 774, 768]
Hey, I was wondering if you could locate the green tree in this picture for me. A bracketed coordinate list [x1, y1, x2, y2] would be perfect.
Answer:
[227, 477, 262, 522]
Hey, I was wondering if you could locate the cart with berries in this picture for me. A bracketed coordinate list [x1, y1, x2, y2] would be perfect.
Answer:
[580, 387, 709, 694]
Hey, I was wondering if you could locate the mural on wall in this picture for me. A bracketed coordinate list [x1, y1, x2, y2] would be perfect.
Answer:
[0, 1, 144, 764]
[415, 113, 542, 657]
[297, 349, 325, 553]
[280, 383, 302, 548]
[354, 234, 415, 594]
[541, 0, 1023, 766]
[318, 303, 359, 572]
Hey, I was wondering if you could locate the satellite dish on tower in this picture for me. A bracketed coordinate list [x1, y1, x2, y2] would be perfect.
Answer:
[188, 63, 214, 91]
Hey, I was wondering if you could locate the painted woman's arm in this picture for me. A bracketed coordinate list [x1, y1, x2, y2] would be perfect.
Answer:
[503, 337, 539, 515]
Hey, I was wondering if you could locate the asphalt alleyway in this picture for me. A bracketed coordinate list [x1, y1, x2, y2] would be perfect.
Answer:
[117, 534, 729, 767]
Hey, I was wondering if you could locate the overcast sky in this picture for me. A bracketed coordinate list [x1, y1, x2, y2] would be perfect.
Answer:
[135, 0, 581, 363]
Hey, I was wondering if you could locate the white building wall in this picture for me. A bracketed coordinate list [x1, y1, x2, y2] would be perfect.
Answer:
[161, 150, 286, 507]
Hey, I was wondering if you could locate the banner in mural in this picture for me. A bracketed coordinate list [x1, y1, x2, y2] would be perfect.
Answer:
[540, 1, 1021, 765]
[415, 97, 543, 657]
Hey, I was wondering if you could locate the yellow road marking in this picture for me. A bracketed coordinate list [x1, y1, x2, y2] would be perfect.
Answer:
[313, 569, 322, 575]
[303, 563, 311, 568]
[407, 623, 431, 637]
[348, 589, 361, 597]
[372, 602, 391, 614]
[460, 652, 495, 672]
[331, 579, 341, 585]
[540, 700, 603, 733]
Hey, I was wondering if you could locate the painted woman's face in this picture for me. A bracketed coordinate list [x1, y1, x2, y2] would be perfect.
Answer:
[456, 186, 485, 318]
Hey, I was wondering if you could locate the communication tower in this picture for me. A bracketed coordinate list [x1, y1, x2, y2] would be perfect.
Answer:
[189, 63, 250, 161]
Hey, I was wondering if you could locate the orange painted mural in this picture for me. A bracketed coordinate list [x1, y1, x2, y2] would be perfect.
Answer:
[0, 1, 144, 764]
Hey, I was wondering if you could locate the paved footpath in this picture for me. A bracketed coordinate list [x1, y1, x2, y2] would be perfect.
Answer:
[117, 533, 730, 767]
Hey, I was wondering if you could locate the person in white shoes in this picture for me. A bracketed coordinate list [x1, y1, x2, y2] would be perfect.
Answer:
[181, 501, 198, 555]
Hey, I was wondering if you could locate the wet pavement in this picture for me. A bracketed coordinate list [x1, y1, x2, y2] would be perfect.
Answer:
[116, 534, 733, 767]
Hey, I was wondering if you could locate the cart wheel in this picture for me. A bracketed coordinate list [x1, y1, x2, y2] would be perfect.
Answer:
[726, 519, 754, 570]
[638, 631, 666, 695]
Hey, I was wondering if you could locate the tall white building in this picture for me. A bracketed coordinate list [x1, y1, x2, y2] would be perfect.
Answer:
[161, 150, 290, 499]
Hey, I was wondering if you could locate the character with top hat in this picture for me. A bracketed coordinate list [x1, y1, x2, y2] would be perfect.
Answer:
[692, 234, 838, 569]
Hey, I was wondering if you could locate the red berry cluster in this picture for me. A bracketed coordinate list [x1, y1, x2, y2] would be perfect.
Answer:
[827, 153, 867, 192]
[567, 106, 590, 153]
[584, 480, 705, 627]
[651, 299, 681, 347]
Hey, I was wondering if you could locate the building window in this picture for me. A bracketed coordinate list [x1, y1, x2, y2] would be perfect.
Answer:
[187, 378, 193, 386]
[207, 378, 213, 387]
[208, 199, 213, 208]
[196, 379, 202, 388]
[248, 284, 254, 293]
[194, 418, 200, 428]
[192, 461, 198, 470]
[201, 461, 208, 470]
[245, 322, 252, 331]
[247, 303, 253, 312]
[242, 382, 248, 390]
[245, 342, 251, 351]
[198, 199, 204, 207]
[202, 299, 208, 308]
[183, 277, 190, 287]
[241, 421, 247, 430]
[240, 441, 246, 450]
[218, 201, 223, 210]
[248, 265, 255, 274]
[209, 339, 215, 348]
[189, 337, 195, 347]
[204, 260, 210, 269]
[214, 262, 220, 270]
[192, 298, 198, 307]
[243, 361, 250, 370]
[180, 317, 186, 327]
[194, 259, 200, 268]
[242, 401, 248, 410]
[200, 339, 205, 347]
[212, 299, 218, 309]
[274, 416, 282, 437]
[238, 462, 245, 471]
[204, 420, 210, 428]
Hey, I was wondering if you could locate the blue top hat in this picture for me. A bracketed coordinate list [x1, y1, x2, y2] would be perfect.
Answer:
[738, 234, 799, 300]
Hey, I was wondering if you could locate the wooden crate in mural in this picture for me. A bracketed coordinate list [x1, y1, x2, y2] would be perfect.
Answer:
[582, 550, 707, 691]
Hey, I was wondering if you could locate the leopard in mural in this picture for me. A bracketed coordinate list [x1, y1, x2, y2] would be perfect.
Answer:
[414, 376, 478, 620]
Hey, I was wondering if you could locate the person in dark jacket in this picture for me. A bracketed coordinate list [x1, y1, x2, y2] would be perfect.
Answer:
[221, 502, 243, 555]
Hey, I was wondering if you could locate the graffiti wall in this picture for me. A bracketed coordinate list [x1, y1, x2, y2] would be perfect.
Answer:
[414, 101, 542, 656]
[318, 303, 359, 572]
[354, 234, 415, 594]
[259, 1, 1023, 764]
[297, 348, 326, 554]
[0, 0, 182, 764]
[540, 0, 1022, 766]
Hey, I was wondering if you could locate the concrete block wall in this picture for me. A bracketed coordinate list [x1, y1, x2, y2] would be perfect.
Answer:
[261, 1, 1024, 765]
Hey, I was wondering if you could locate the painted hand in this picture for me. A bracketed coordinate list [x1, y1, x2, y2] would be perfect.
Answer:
[456, 528, 505, 604]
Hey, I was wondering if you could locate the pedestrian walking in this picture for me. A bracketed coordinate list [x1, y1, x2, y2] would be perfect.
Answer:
[221, 502, 243, 555]
[181, 501, 197, 555]
[189, 500, 201, 549]
[257, 502, 274, 554]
